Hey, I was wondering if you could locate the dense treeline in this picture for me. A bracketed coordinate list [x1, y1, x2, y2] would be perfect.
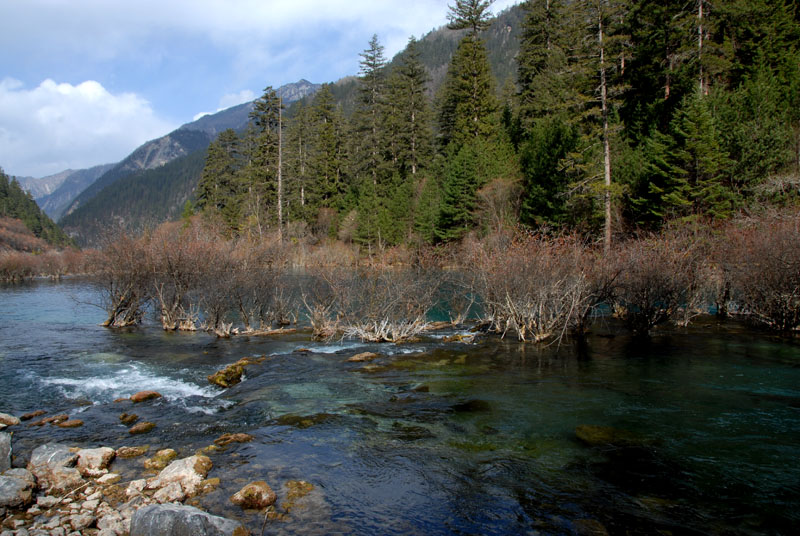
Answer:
[194, 0, 800, 247]
[0, 168, 73, 249]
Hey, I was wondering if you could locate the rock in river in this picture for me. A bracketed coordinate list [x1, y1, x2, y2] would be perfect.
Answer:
[0, 413, 20, 427]
[129, 421, 156, 435]
[131, 391, 163, 403]
[230, 480, 277, 510]
[130, 503, 247, 536]
[76, 447, 116, 477]
[147, 455, 212, 497]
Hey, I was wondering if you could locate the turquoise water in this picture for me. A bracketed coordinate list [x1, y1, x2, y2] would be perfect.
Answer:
[1, 280, 799, 534]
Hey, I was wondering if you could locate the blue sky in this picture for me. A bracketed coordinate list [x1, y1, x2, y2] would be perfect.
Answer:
[0, 0, 519, 178]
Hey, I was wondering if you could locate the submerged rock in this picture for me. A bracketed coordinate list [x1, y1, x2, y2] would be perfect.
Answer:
[275, 413, 336, 429]
[130, 503, 247, 536]
[131, 391, 162, 403]
[76, 447, 115, 477]
[120, 413, 139, 425]
[347, 352, 379, 363]
[230, 481, 276, 510]
[19, 410, 46, 421]
[213, 433, 254, 447]
[129, 422, 156, 435]
[27, 443, 84, 495]
[282, 480, 314, 513]
[0, 433, 10, 472]
[117, 445, 149, 458]
[0, 469, 35, 508]
[56, 419, 84, 428]
[575, 425, 648, 448]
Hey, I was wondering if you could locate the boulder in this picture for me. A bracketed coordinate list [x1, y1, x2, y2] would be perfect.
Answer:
[27, 443, 85, 494]
[129, 422, 156, 435]
[207, 357, 264, 388]
[147, 455, 212, 497]
[130, 391, 162, 403]
[120, 413, 139, 425]
[144, 449, 178, 471]
[130, 503, 247, 536]
[230, 481, 276, 510]
[152, 481, 185, 503]
[0, 414, 20, 427]
[0, 433, 10, 472]
[76, 447, 116, 477]
[0, 469, 35, 508]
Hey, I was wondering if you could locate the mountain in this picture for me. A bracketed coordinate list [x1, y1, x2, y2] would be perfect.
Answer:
[16, 170, 73, 200]
[59, 79, 322, 245]
[38, 163, 115, 221]
[59, 151, 206, 246]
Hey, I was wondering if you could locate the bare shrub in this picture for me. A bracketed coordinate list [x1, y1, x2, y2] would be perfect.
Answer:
[91, 234, 151, 327]
[0, 251, 38, 283]
[611, 234, 702, 335]
[726, 210, 800, 331]
[467, 232, 600, 343]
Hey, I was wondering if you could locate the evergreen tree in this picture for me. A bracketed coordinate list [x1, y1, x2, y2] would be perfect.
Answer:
[438, 0, 499, 149]
[354, 35, 388, 187]
[284, 100, 313, 222]
[386, 37, 435, 178]
[196, 129, 244, 232]
[247, 86, 284, 238]
[308, 84, 350, 213]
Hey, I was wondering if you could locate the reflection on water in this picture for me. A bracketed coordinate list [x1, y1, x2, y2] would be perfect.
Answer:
[1, 279, 799, 535]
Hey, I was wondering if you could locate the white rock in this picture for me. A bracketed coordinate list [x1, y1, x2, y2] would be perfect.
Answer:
[27, 444, 84, 495]
[76, 448, 115, 478]
[152, 481, 185, 504]
[0, 413, 20, 427]
[0, 433, 10, 473]
[37, 495, 60, 508]
[126, 479, 146, 498]
[146, 455, 212, 497]
[96, 473, 121, 485]
[69, 512, 95, 531]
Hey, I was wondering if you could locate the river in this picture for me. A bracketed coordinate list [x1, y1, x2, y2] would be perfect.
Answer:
[1, 279, 799, 535]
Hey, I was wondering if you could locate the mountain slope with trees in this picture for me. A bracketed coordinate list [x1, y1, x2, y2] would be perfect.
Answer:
[0, 167, 73, 250]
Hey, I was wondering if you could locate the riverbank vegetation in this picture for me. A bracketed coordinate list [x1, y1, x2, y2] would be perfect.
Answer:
[83, 206, 800, 340]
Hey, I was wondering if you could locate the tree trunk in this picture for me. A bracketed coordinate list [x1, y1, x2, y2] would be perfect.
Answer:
[599, 12, 612, 254]
[278, 97, 283, 242]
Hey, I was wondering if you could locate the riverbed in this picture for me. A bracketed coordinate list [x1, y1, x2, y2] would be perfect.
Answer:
[1, 279, 799, 534]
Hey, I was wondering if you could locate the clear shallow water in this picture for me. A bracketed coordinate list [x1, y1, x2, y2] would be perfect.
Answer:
[1, 280, 799, 535]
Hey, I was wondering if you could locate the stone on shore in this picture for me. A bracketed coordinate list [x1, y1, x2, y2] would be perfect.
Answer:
[76, 447, 116, 477]
[130, 503, 247, 536]
[230, 481, 276, 510]
[130, 391, 162, 403]
[0, 433, 10, 472]
[0, 414, 20, 427]
[146, 455, 212, 497]
[27, 443, 85, 495]
[0, 469, 35, 508]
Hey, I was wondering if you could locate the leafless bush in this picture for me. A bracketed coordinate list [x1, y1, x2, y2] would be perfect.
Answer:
[611, 234, 703, 335]
[726, 210, 800, 331]
[466, 233, 601, 343]
[91, 234, 151, 327]
[0, 251, 38, 282]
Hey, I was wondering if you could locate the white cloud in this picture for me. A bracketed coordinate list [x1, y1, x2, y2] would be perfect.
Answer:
[0, 78, 175, 178]
[192, 89, 256, 121]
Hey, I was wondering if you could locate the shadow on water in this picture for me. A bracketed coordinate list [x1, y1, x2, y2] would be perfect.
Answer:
[1, 280, 799, 534]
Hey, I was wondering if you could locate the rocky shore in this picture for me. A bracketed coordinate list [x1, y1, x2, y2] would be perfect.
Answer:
[0, 405, 312, 536]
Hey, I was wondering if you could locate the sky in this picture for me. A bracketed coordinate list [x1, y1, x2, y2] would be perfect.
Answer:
[0, 0, 519, 179]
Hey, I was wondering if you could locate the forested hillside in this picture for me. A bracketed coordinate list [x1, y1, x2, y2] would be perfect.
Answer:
[0, 168, 73, 249]
[59, 150, 207, 245]
[194, 0, 800, 247]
